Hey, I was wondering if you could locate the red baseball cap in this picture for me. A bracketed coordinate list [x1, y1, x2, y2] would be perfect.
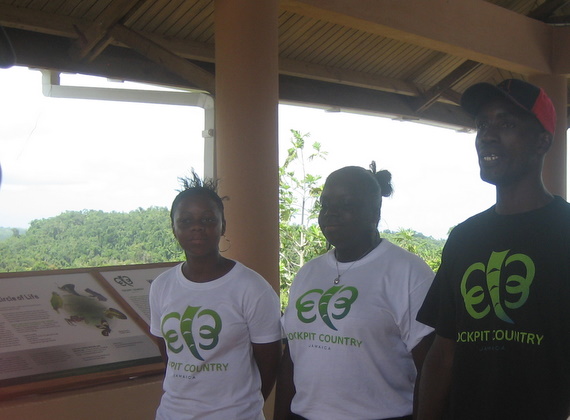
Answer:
[461, 78, 556, 135]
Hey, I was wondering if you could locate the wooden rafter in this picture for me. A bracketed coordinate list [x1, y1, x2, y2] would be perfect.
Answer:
[0, 4, 84, 38]
[412, 0, 569, 113]
[0, 4, 215, 92]
[528, 0, 570, 20]
[279, 57, 420, 96]
[281, 0, 554, 75]
[108, 24, 215, 93]
[413, 60, 481, 112]
[70, 0, 146, 61]
[545, 15, 570, 24]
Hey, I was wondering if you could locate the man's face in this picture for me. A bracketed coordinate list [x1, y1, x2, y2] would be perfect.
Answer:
[474, 98, 546, 187]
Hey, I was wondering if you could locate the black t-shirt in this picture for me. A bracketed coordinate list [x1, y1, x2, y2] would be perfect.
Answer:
[418, 196, 570, 420]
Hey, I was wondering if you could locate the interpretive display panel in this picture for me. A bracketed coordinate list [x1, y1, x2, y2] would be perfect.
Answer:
[0, 263, 174, 399]
[98, 266, 173, 325]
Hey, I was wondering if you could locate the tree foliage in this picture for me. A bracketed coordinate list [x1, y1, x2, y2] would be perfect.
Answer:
[279, 130, 329, 309]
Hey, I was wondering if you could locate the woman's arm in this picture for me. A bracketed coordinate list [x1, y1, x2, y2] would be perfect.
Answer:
[411, 332, 435, 419]
[151, 335, 168, 364]
[273, 342, 296, 420]
[252, 340, 282, 400]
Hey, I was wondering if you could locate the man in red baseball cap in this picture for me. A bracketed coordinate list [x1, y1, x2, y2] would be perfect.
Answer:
[461, 78, 556, 136]
[416, 79, 570, 419]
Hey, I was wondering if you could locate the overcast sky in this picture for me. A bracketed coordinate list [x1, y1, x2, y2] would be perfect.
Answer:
[0, 65, 509, 239]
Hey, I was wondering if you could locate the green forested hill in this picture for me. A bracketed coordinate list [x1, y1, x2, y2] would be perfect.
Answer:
[0, 207, 445, 275]
[0, 227, 20, 241]
[0, 207, 183, 272]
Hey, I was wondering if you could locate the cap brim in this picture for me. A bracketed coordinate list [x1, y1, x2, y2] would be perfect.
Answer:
[460, 82, 517, 118]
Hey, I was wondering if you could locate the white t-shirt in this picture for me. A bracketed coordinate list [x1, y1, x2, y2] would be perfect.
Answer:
[282, 240, 434, 420]
[150, 261, 281, 420]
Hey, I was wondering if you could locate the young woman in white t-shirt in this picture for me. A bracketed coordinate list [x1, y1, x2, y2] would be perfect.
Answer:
[275, 163, 435, 420]
[150, 172, 282, 420]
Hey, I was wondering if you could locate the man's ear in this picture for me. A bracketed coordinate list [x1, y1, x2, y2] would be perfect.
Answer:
[536, 130, 553, 156]
[221, 219, 226, 236]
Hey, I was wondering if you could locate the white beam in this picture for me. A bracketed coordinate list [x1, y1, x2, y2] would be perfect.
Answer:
[41, 70, 215, 180]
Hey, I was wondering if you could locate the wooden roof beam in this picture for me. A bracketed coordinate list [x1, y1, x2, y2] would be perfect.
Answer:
[0, 4, 84, 38]
[4, 28, 194, 90]
[413, 60, 482, 112]
[70, 0, 147, 62]
[412, 1, 563, 114]
[0, 5, 215, 92]
[553, 26, 570, 73]
[143, 37, 422, 97]
[108, 24, 215, 93]
[281, 0, 556, 75]
[279, 56, 420, 96]
[0, 4, 422, 98]
[527, 0, 570, 20]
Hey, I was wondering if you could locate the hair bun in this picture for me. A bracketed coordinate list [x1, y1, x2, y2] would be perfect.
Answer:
[368, 161, 393, 197]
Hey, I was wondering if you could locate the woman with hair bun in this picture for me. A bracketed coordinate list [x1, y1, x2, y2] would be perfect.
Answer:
[150, 171, 282, 420]
[275, 163, 435, 420]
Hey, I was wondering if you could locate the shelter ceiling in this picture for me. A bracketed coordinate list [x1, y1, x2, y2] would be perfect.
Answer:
[1, 0, 570, 130]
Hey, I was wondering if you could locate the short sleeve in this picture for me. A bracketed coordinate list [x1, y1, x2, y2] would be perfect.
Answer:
[401, 258, 435, 351]
[417, 241, 457, 339]
[245, 281, 282, 344]
[149, 271, 164, 337]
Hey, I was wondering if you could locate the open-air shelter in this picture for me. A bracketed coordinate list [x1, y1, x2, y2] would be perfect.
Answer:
[0, 0, 569, 418]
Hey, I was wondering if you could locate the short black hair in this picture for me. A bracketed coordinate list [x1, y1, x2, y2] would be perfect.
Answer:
[170, 170, 227, 225]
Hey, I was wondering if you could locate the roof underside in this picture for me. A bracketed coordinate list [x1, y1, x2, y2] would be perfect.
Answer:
[1, 0, 570, 130]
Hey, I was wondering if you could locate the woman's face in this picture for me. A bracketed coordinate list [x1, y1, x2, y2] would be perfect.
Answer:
[172, 193, 225, 257]
[318, 175, 376, 249]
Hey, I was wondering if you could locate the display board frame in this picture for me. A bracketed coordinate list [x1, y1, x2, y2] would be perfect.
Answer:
[0, 262, 178, 400]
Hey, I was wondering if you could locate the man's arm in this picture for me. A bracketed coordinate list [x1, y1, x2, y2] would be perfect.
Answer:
[273, 342, 296, 420]
[416, 334, 455, 420]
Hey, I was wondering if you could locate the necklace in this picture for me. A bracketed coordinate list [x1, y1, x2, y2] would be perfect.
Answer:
[333, 247, 374, 284]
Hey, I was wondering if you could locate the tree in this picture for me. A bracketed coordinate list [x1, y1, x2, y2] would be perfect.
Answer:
[383, 228, 444, 272]
[279, 130, 329, 309]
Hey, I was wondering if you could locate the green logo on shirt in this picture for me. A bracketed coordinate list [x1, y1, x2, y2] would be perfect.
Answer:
[161, 305, 222, 361]
[295, 285, 358, 330]
[461, 250, 535, 324]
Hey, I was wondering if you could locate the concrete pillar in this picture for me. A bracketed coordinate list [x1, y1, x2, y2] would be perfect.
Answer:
[214, 0, 280, 291]
[529, 74, 568, 199]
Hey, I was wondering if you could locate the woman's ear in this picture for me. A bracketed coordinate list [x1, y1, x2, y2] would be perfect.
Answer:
[371, 206, 381, 228]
